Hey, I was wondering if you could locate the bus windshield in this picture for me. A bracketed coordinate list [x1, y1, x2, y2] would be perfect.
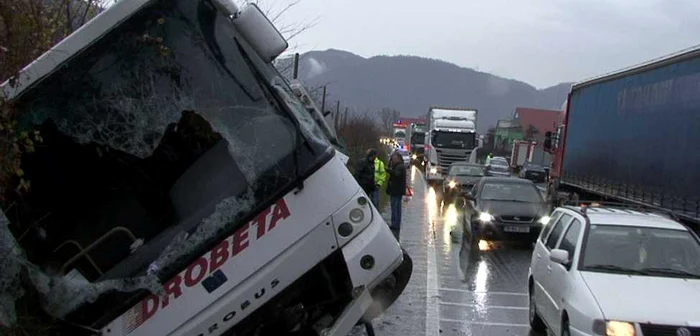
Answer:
[6, 0, 331, 322]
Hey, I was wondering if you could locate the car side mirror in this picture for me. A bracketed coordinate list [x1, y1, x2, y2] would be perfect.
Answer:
[550, 249, 570, 266]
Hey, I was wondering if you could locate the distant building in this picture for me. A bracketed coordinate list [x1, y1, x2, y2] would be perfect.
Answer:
[513, 107, 560, 143]
[494, 119, 522, 152]
[395, 117, 425, 125]
[494, 107, 561, 152]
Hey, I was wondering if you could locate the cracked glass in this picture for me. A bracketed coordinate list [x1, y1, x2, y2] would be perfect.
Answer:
[2, 0, 331, 327]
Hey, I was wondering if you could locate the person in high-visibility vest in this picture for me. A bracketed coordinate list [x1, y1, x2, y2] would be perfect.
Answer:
[372, 154, 388, 207]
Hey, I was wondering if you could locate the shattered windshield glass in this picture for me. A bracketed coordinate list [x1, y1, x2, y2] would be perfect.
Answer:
[2, 0, 331, 327]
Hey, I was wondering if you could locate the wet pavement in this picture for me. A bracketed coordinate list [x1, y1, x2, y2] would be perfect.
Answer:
[349, 166, 546, 336]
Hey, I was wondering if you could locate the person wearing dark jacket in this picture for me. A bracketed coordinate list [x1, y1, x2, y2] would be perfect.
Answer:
[386, 150, 407, 233]
[355, 148, 377, 198]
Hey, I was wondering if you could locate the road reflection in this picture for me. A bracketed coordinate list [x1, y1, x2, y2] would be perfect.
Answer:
[411, 169, 543, 336]
[442, 204, 459, 248]
[426, 186, 439, 236]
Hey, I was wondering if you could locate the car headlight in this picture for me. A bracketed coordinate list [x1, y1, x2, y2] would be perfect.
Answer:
[593, 320, 636, 336]
[478, 212, 494, 222]
[448, 181, 457, 188]
[412, 154, 418, 160]
[538, 215, 551, 225]
[429, 168, 437, 174]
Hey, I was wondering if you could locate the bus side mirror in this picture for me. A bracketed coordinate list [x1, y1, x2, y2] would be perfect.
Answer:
[233, 3, 288, 62]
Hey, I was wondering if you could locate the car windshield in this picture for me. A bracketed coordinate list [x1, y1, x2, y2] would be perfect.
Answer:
[490, 158, 508, 167]
[432, 131, 476, 149]
[581, 225, 700, 278]
[480, 182, 542, 202]
[450, 166, 484, 176]
[526, 164, 545, 171]
[411, 133, 425, 144]
[6, 0, 331, 319]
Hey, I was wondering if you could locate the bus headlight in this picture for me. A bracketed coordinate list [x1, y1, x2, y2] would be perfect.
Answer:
[332, 190, 375, 247]
[349, 208, 365, 223]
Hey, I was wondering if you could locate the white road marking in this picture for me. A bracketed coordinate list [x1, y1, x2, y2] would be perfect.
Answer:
[420, 171, 440, 336]
[439, 319, 530, 328]
[439, 302, 528, 310]
[438, 287, 528, 296]
[426, 217, 440, 334]
[426, 239, 440, 336]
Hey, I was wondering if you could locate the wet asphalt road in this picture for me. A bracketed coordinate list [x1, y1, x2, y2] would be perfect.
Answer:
[350, 166, 548, 336]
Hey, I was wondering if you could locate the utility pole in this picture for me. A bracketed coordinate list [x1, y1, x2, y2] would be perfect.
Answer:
[293, 53, 299, 79]
[321, 85, 327, 115]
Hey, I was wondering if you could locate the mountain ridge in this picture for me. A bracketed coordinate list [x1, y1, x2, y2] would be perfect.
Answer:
[280, 49, 572, 132]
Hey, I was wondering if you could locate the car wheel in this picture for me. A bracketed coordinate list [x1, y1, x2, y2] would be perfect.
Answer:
[528, 289, 546, 332]
[561, 319, 571, 336]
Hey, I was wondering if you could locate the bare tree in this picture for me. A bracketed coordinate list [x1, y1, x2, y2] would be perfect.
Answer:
[0, 0, 106, 82]
[377, 108, 401, 135]
[336, 110, 389, 173]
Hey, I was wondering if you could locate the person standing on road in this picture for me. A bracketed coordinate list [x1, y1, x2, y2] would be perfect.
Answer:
[355, 148, 377, 204]
[373, 152, 388, 207]
[386, 151, 407, 235]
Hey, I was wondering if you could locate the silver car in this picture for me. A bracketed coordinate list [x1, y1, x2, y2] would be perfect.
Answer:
[528, 204, 700, 336]
[485, 157, 511, 177]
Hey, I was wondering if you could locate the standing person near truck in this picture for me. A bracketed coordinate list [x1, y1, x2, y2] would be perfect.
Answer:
[356, 148, 378, 204]
[386, 151, 407, 236]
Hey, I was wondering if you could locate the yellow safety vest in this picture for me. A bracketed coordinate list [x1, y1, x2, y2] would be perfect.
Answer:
[374, 158, 387, 186]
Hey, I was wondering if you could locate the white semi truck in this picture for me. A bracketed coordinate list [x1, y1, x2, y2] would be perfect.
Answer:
[424, 107, 478, 185]
[0, 0, 411, 335]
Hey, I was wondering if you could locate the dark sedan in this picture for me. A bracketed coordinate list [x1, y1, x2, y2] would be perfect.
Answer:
[464, 177, 549, 242]
[442, 163, 485, 204]
[518, 161, 547, 183]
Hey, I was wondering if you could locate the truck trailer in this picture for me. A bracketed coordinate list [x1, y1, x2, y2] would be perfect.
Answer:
[0, 0, 412, 334]
[424, 107, 478, 186]
[545, 45, 700, 229]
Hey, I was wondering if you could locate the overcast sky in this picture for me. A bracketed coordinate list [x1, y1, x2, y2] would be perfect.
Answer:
[272, 0, 700, 89]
